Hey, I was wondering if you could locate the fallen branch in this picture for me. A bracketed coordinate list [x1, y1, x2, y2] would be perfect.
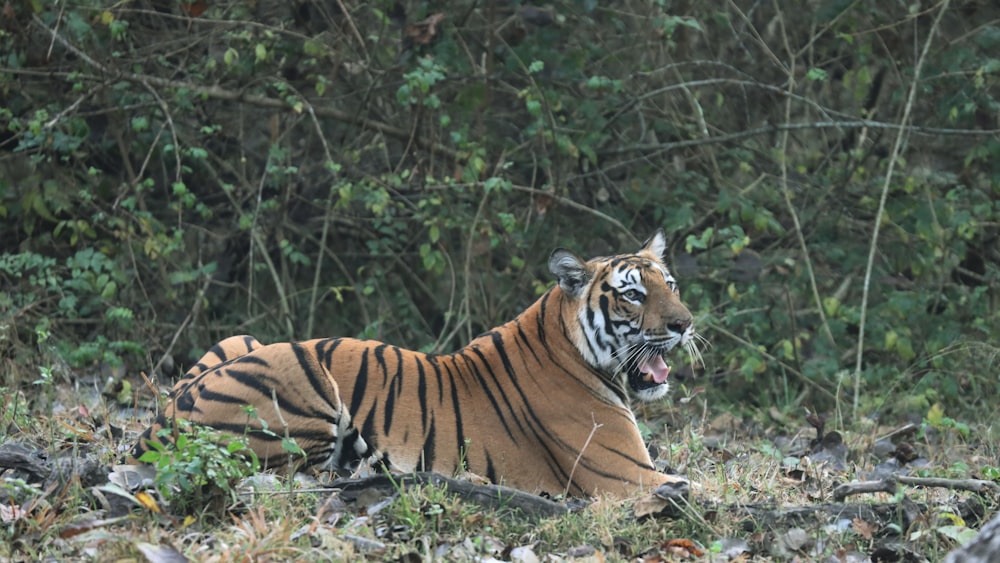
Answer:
[330, 472, 572, 520]
[833, 475, 1000, 501]
[0, 442, 109, 492]
[831, 479, 897, 501]
[895, 475, 1000, 494]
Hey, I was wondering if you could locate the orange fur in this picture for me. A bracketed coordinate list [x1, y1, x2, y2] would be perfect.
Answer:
[133, 232, 695, 497]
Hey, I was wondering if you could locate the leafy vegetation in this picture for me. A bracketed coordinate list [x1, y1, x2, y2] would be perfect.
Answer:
[1, 0, 998, 560]
[136, 419, 261, 514]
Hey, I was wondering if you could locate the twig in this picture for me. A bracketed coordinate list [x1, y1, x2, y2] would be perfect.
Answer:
[895, 475, 1000, 495]
[332, 472, 571, 519]
[564, 415, 603, 498]
[598, 119, 1000, 157]
[271, 388, 295, 475]
[507, 184, 640, 245]
[330, 0, 370, 63]
[832, 474, 1000, 501]
[247, 151, 295, 339]
[853, 0, 951, 413]
[706, 320, 838, 401]
[150, 275, 213, 379]
[831, 479, 898, 501]
[771, 2, 838, 359]
[302, 104, 338, 338]
[460, 183, 492, 344]
[28, 15, 458, 163]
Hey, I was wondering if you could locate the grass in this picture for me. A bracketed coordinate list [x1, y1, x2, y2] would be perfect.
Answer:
[0, 373, 997, 561]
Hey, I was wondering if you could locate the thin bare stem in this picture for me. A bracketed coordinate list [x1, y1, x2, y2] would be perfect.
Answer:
[853, 0, 951, 413]
[772, 0, 837, 364]
[564, 416, 603, 499]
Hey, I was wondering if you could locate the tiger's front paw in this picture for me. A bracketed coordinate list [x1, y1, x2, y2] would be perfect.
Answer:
[633, 477, 691, 519]
[652, 478, 689, 503]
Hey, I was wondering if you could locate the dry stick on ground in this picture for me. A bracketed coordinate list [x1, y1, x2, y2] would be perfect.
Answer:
[854, 0, 952, 413]
[330, 472, 571, 520]
[833, 475, 1000, 502]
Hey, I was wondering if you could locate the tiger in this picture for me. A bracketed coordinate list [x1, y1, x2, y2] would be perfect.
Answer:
[132, 230, 698, 498]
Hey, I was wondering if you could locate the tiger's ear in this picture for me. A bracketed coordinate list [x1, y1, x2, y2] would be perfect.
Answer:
[549, 249, 591, 298]
[640, 229, 667, 261]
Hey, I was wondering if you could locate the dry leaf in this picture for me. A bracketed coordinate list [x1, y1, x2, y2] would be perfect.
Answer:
[0, 503, 26, 523]
[180, 0, 208, 17]
[135, 490, 162, 513]
[404, 12, 445, 46]
[852, 517, 876, 540]
[633, 493, 671, 519]
[663, 538, 704, 558]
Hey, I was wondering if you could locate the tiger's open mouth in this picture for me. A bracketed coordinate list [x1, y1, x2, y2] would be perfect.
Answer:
[627, 352, 672, 393]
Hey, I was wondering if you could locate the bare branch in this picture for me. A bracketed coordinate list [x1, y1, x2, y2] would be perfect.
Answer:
[853, 0, 952, 413]
[29, 15, 458, 163]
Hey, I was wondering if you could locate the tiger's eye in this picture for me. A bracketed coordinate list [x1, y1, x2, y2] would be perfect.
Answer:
[623, 289, 644, 302]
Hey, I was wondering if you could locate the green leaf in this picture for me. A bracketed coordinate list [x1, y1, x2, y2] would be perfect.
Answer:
[926, 403, 945, 427]
[806, 68, 828, 81]
[303, 38, 326, 57]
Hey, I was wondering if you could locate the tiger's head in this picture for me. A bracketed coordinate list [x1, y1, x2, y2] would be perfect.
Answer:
[549, 230, 697, 401]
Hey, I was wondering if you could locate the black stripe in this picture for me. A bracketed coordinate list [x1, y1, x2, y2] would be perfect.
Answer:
[349, 349, 370, 419]
[428, 355, 444, 403]
[482, 334, 600, 488]
[383, 346, 405, 435]
[222, 367, 339, 423]
[292, 342, 342, 415]
[235, 355, 271, 367]
[316, 337, 343, 367]
[174, 391, 196, 412]
[207, 341, 232, 362]
[240, 335, 258, 353]
[602, 443, 657, 471]
[514, 320, 541, 364]
[191, 420, 332, 442]
[579, 301, 604, 361]
[598, 294, 615, 337]
[536, 291, 552, 350]
[449, 377, 466, 467]
[485, 452, 498, 485]
[374, 344, 388, 387]
[457, 352, 516, 440]
[420, 415, 436, 471]
[416, 358, 428, 433]
[469, 346, 525, 431]
[359, 409, 376, 451]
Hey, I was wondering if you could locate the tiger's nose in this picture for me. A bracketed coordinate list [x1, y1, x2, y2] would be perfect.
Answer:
[667, 316, 692, 334]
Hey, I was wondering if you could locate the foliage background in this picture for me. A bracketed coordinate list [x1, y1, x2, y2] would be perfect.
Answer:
[1, 0, 998, 423]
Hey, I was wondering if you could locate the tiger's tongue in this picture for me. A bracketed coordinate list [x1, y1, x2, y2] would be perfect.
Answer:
[639, 355, 671, 384]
